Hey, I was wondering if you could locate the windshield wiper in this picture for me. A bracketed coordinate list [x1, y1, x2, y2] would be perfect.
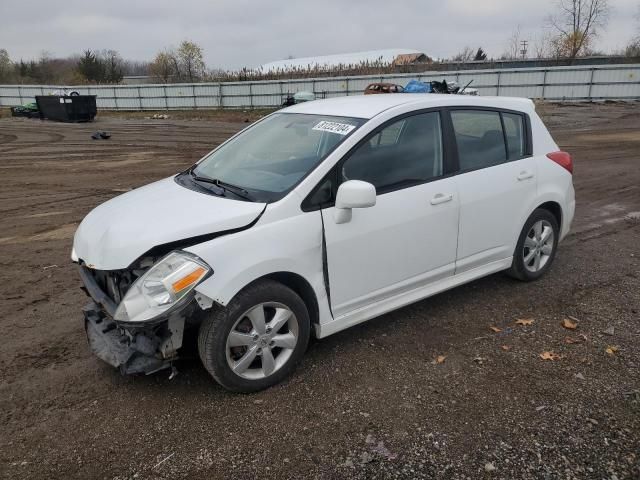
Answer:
[189, 170, 254, 201]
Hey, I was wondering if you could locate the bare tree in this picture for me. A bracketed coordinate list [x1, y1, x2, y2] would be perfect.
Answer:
[37, 50, 55, 83]
[169, 51, 181, 80]
[503, 25, 522, 59]
[622, 5, 640, 57]
[451, 47, 475, 62]
[150, 41, 205, 82]
[532, 31, 553, 58]
[547, 0, 610, 58]
[122, 59, 151, 76]
[625, 6, 640, 57]
[99, 50, 124, 83]
[626, 40, 640, 57]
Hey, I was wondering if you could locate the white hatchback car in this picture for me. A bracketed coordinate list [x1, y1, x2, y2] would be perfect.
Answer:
[73, 94, 575, 392]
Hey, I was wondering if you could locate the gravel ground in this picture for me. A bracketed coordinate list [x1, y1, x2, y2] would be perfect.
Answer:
[0, 103, 638, 480]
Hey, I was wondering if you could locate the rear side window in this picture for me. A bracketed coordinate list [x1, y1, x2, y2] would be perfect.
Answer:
[503, 112, 526, 159]
[451, 110, 506, 171]
[341, 111, 443, 192]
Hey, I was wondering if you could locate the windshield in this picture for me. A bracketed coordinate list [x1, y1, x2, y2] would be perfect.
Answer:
[192, 113, 365, 201]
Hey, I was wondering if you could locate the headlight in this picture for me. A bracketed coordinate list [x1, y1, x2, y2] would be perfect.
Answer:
[114, 251, 211, 323]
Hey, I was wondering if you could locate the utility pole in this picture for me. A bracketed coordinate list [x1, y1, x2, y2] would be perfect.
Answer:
[520, 40, 528, 59]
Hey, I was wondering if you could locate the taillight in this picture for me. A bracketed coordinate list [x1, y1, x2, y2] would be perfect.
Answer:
[546, 151, 573, 174]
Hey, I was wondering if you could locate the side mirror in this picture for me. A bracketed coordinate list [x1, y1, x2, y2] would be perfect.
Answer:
[334, 180, 376, 224]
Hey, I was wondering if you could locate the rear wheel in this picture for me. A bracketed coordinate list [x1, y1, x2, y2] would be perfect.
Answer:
[197, 280, 310, 392]
[507, 209, 559, 282]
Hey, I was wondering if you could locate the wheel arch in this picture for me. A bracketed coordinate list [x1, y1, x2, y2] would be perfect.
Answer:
[245, 272, 320, 329]
[511, 198, 564, 258]
[535, 200, 563, 230]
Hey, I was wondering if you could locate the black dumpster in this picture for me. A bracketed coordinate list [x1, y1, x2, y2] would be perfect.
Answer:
[35, 95, 97, 122]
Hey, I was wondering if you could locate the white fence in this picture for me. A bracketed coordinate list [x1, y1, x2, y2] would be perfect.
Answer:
[1, 64, 639, 110]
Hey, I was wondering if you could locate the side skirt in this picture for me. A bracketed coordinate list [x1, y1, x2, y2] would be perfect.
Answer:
[316, 257, 513, 338]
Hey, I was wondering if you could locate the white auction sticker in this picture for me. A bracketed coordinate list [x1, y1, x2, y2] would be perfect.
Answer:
[312, 120, 356, 136]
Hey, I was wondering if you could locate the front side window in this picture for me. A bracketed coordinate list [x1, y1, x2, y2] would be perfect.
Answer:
[192, 113, 365, 201]
[341, 111, 443, 193]
[451, 110, 506, 171]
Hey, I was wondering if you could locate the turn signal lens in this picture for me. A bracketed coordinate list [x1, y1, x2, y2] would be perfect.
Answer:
[172, 266, 206, 293]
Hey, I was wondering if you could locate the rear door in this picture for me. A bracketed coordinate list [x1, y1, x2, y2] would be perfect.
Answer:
[448, 108, 538, 273]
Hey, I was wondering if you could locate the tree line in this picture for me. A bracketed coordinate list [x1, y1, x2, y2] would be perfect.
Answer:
[0, 0, 638, 85]
[0, 40, 207, 85]
[453, 0, 639, 61]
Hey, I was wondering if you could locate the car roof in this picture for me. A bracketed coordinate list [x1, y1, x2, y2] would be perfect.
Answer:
[282, 94, 535, 119]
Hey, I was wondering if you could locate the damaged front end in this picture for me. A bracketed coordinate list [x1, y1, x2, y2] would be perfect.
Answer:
[83, 299, 187, 375]
[78, 251, 212, 375]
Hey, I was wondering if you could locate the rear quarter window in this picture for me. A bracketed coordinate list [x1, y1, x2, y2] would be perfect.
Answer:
[502, 112, 526, 159]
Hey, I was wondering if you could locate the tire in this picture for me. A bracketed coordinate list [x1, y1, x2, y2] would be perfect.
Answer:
[197, 280, 310, 392]
[507, 208, 559, 282]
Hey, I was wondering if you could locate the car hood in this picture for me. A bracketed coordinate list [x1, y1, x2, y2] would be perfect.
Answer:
[73, 177, 266, 270]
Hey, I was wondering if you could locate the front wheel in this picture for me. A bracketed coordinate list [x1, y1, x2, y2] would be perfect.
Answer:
[507, 209, 559, 282]
[197, 280, 310, 392]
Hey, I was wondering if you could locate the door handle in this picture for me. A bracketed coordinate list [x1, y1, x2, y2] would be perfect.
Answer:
[517, 170, 534, 181]
[430, 193, 453, 205]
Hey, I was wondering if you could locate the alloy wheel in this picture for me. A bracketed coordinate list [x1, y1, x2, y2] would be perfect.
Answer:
[225, 302, 299, 380]
[523, 219, 555, 273]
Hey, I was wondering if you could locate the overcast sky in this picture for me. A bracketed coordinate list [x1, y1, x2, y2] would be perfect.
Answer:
[1, 0, 638, 69]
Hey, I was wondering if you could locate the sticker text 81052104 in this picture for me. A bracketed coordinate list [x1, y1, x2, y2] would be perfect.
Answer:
[312, 121, 356, 136]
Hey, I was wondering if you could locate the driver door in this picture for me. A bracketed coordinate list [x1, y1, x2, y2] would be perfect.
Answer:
[320, 111, 459, 318]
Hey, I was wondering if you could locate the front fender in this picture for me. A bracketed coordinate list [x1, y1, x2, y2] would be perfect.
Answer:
[185, 209, 332, 325]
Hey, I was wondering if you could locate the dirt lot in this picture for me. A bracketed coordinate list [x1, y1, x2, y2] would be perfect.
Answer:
[0, 103, 639, 480]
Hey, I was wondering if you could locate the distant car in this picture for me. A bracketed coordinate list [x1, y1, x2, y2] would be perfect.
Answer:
[74, 94, 575, 392]
[364, 83, 404, 95]
[282, 91, 316, 107]
[10, 102, 39, 118]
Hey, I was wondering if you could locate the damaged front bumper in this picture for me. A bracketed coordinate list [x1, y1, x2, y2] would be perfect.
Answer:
[79, 265, 189, 375]
[83, 301, 184, 375]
